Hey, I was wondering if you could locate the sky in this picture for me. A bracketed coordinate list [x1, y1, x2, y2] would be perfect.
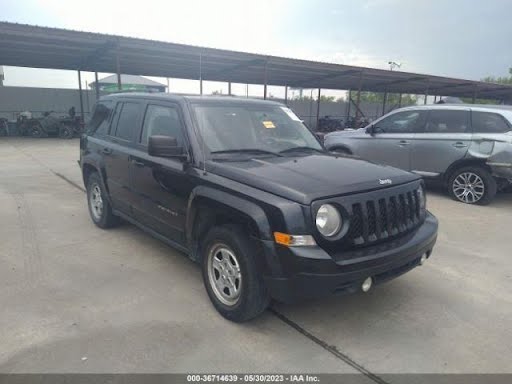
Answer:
[1, 0, 512, 97]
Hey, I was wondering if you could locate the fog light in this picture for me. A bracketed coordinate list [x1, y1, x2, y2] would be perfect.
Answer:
[420, 253, 428, 265]
[361, 277, 373, 292]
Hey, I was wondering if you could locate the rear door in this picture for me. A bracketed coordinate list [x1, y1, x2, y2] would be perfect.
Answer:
[356, 110, 426, 170]
[411, 109, 471, 176]
[103, 100, 143, 214]
[129, 102, 191, 245]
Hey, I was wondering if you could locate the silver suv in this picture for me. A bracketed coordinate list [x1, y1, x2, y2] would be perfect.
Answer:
[324, 104, 512, 205]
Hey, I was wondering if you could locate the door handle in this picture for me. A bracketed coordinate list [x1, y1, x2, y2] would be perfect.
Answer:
[452, 142, 468, 148]
[398, 140, 410, 146]
[131, 158, 145, 167]
[101, 147, 112, 155]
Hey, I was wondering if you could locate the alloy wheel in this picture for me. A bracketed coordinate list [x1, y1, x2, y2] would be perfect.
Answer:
[207, 243, 242, 306]
[452, 172, 485, 203]
[89, 183, 104, 220]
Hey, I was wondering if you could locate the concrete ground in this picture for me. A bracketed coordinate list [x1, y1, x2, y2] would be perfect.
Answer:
[0, 138, 511, 375]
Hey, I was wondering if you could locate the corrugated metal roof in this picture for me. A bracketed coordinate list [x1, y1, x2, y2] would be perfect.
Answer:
[1, 21, 511, 101]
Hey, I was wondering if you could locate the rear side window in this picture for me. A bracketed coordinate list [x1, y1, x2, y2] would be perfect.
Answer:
[140, 104, 185, 146]
[113, 102, 140, 141]
[424, 110, 470, 133]
[375, 111, 425, 134]
[88, 101, 112, 136]
[472, 111, 511, 133]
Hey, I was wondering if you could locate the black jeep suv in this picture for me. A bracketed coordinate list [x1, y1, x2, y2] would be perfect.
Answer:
[80, 93, 438, 322]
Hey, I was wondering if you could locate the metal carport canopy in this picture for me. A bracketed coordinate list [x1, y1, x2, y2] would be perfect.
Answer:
[1, 21, 512, 101]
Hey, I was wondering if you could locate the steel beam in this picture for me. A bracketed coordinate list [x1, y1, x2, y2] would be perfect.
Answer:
[78, 70, 84, 121]
[346, 90, 352, 120]
[398, 93, 403, 107]
[355, 71, 364, 121]
[263, 60, 268, 100]
[116, 50, 121, 91]
[284, 85, 288, 104]
[382, 90, 388, 115]
[94, 71, 99, 100]
[228, 82, 232, 96]
[316, 88, 321, 130]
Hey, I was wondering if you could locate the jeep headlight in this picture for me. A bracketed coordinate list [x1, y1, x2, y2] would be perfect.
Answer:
[316, 204, 342, 237]
[417, 185, 426, 211]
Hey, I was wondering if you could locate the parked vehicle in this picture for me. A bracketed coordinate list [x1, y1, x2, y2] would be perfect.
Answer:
[318, 115, 344, 132]
[16, 111, 82, 138]
[324, 104, 512, 205]
[80, 93, 438, 322]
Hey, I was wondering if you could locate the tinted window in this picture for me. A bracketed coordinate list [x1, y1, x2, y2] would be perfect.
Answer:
[424, 110, 469, 133]
[88, 101, 112, 136]
[375, 111, 424, 134]
[113, 102, 139, 141]
[472, 111, 511, 133]
[140, 105, 184, 146]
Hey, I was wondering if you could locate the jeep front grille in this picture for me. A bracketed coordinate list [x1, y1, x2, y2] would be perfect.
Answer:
[348, 189, 422, 246]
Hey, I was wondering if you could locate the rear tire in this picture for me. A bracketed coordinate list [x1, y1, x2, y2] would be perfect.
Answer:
[448, 166, 497, 205]
[201, 225, 270, 322]
[59, 125, 74, 139]
[86, 172, 120, 228]
[30, 123, 45, 138]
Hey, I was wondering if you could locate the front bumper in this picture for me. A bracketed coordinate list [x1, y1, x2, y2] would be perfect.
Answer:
[262, 213, 438, 303]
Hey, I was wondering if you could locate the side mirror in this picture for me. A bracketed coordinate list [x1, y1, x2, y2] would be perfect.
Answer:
[148, 135, 185, 158]
[365, 125, 375, 135]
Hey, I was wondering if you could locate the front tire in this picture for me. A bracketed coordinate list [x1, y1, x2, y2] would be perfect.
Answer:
[86, 172, 120, 228]
[59, 125, 74, 139]
[201, 225, 270, 322]
[448, 166, 497, 205]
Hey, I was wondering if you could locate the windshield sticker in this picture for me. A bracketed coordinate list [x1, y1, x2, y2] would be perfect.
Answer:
[280, 107, 301, 121]
[262, 120, 276, 129]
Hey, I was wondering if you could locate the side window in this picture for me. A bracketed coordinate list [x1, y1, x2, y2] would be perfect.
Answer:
[88, 101, 112, 136]
[375, 111, 424, 134]
[113, 102, 140, 141]
[424, 110, 470, 133]
[140, 104, 185, 146]
[472, 111, 511, 134]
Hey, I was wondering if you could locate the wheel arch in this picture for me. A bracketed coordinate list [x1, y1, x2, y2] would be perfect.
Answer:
[443, 157, 492, 184]
[186, 186, 272, 262]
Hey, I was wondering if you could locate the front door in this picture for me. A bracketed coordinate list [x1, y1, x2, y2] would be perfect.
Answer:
[411, 109, 471, 176]
[130, 102, 191, 245]
[356, 110, 426, 171]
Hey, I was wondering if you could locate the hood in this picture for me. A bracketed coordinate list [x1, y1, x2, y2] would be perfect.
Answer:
[207, 154, 419, 205]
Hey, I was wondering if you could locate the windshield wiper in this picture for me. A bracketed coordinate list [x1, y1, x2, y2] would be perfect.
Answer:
[211, 148, 284, 157]
[279, 146, 325, 154]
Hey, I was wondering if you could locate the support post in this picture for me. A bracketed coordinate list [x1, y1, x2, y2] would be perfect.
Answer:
[472, 86, 478, 104]
[316, 88, 321, 131]
[398, 93, 403, 107]
[78, 70, 84, 121]
[199, 52, 203, 95]
[355, 71, 364, 121]
[167, 78, 170, 93]
[228, 82, 232, 96]
[116, 51, 121, 91]
[263, 60, 268, 100]
[284, 86, 288, 104]
[424, 81, 430, 105]
[346, 90, 352, 121]
[94, 71, 100, 100]
[382, 90, 388, 115]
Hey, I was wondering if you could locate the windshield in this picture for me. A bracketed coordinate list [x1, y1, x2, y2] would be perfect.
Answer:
[191, 103, 322, 156]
